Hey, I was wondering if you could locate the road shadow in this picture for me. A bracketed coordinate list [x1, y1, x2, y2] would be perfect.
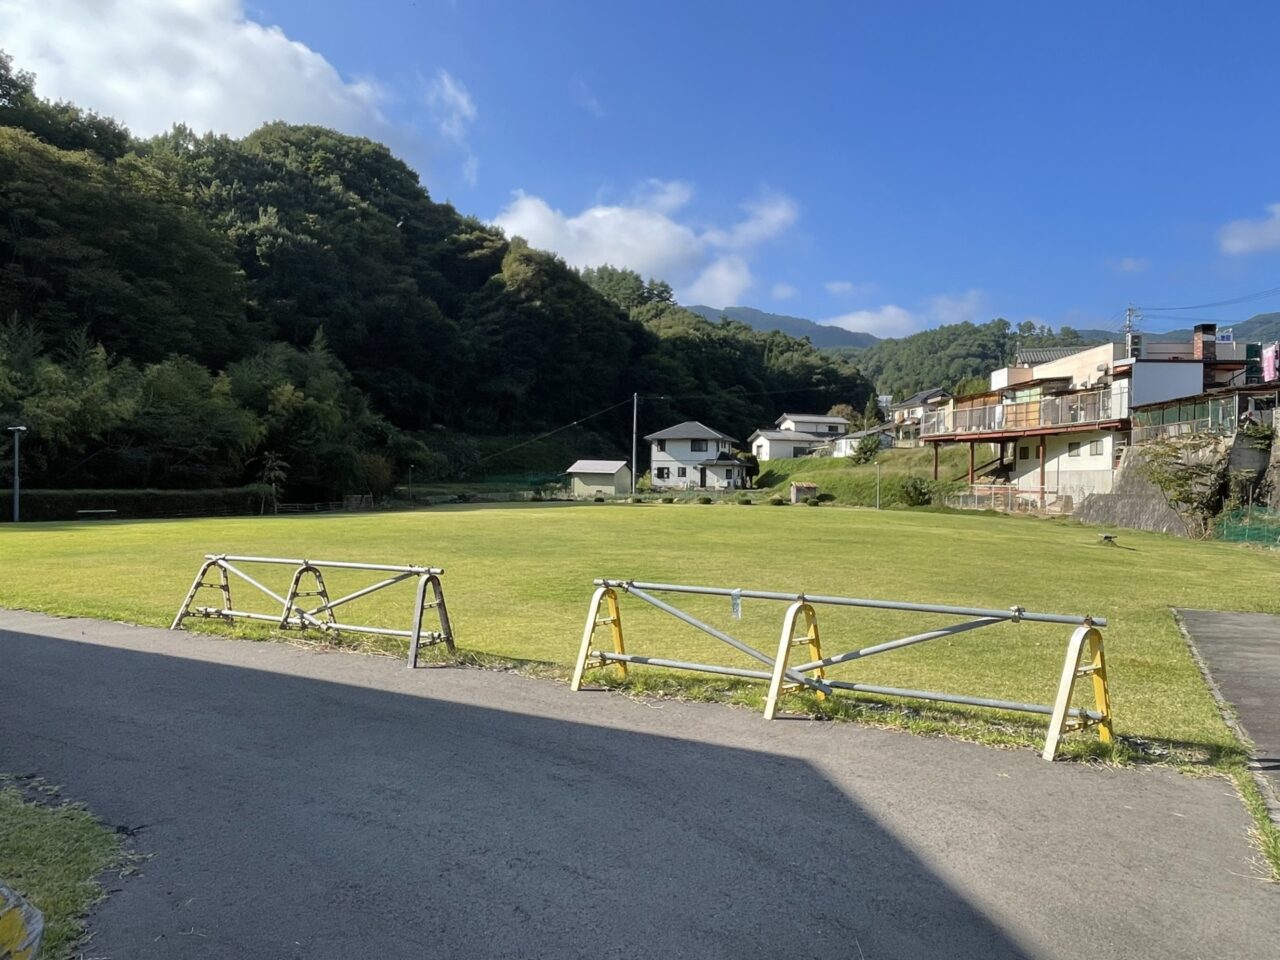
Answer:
[0, 630, 1033, 960]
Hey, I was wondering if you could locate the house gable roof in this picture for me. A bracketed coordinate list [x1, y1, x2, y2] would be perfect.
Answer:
[566, 459, 629, 475]
[891, 387, 951, 409]
[643, 420, 737, 442]
[774, 413, 850, 426]
[748, 429, 828, 442]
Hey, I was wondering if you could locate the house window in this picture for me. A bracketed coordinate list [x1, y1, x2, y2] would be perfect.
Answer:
[1068, 442, 1081, 457]
[1019, 446, 1030, 460]
[691, 439, 708, 452]
[1089, 440, 1103, 456]
[676, 467, 687, 478]
[655, 467, 670, 480]
[793, 446, 810, 458]
[725, 468, 734, 478]
[657, 440, 666, 452]
[828, 424, 839, 432]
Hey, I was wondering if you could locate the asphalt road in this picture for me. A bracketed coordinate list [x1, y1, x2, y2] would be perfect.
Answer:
[2, 609, 1277, 959]
[1179, 609, 1280, 810]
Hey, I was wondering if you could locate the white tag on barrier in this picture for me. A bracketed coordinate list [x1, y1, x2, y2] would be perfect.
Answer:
[730, 589, 742, 620]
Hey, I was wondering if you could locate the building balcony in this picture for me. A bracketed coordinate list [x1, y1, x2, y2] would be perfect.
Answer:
[922, 385, 1130, 439]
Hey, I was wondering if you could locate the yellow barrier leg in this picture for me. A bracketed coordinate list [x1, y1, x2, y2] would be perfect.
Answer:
[764, 602, 822, 720]
[570, 587, 624, 691]
[1042, 626, 1112, 760]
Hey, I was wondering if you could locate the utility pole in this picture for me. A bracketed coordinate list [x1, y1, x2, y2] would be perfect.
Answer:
[631, 392, 638, 495]
[8, 425, 26, 523]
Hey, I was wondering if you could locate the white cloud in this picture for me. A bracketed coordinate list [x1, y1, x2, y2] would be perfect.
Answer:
[822, 288, 989, 338]
[1110, 256, 1149, 274]
[687, 257, 752, 308]
[701, 193, 798, 249]
[824, 279, 875, 297]
[0, 0, 388, 138]
[1218, 203, 1280, 255]
[492, 182, 798, 307]
[426, 68, 476, 142]
[771, 283, 798, 300]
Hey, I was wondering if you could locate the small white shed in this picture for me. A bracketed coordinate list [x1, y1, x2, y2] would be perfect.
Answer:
[566, 459, 632, 497]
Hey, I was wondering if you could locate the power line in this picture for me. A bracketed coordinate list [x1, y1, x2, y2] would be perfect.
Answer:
[470, 397, 633, 467]
[1138, 284, 1280, 312]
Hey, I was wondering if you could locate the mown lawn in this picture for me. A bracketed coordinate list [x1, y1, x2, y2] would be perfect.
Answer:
[2, 501, 1275, 756]
[0, 781, 118, 958]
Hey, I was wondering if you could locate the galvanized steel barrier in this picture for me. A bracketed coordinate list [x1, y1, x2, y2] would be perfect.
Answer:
[571, 580, 1112, 760]
[171, 555, 455, 668]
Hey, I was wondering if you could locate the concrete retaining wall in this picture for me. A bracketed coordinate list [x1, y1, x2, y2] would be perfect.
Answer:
[1075, 446, 1188, 536]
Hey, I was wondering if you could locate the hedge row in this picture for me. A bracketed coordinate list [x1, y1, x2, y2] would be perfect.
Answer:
[1, 486, 273, 522]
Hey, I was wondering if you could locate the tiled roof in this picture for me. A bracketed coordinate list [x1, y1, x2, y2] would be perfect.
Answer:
[643, 420, 737, 442]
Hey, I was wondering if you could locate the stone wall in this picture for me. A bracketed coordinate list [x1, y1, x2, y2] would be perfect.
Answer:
[1075, 446, 1188, 536]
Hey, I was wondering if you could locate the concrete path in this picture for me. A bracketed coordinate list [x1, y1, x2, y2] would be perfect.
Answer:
[1179, 609, 1280, 808]
[1, 610, 1276, 960]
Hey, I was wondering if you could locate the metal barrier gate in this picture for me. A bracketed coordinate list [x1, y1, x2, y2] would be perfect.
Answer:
[571, 580, 1112, 760]
[171, 554, 455, 668]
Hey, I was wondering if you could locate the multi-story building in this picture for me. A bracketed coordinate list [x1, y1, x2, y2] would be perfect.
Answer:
[922, 324, 1261, 510]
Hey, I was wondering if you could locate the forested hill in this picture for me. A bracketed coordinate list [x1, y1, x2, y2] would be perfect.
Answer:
[684, 305, 880, 349]
[839, 320, 1107, 400]
[0, 52, 874, 498]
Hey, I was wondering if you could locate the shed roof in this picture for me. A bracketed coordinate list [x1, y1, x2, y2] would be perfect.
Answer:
[1016, 346, 1097, 365]
[643, 420, 737, 442]
[565, 459, 629, 475]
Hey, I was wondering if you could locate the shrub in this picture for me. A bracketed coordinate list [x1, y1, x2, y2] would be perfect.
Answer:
[660, 496, 675, 504]
[805, 497, 821, 507]
[816, 492, 836, 502]
[769, 496, 786, 506]
[0, 486, 272, 521]
[697, 496, 713, 504]
[900, 475, 934, 507]
[593, 496, 605, 503]
[737, 498, 754, 506]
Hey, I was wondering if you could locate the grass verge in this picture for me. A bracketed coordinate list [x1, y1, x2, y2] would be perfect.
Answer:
[0, 778, 120, 958]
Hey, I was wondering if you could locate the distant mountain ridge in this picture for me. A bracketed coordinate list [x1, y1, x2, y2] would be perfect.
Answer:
[1143, 312, 1280, 343]
[685, 305, 881, 348]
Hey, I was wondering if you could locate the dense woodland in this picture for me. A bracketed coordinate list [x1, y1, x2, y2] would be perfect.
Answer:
[0, 53, 874, 499]
[828, 319, 1101, 400]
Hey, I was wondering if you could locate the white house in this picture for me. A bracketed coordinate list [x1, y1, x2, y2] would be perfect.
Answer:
[565, 460, 632, 497]
[889, 388, 951, 447]
[748, 429, 827, 461]
[644, 421, 741, 490]
[832, 424, 894, 457]
[775, 413, 850, 436]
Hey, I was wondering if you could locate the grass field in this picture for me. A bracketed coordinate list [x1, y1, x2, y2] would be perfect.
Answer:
[3, 501, 1278, 875]
[0, 780, 118, 958]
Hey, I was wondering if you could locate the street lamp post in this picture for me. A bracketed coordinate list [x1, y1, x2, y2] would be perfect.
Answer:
[8, 426, 27, 523]
[875, 459, 881, 510]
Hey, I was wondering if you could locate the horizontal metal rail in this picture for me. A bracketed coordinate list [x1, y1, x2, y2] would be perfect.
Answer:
[174, 554, 454, 667]
[206, 554, 443, 575]
[596, 579, 1105, 627]
[573, 579, 1114, 760]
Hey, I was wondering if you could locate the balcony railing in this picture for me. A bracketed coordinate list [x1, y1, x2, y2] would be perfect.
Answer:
[923, 385, 1129, 437]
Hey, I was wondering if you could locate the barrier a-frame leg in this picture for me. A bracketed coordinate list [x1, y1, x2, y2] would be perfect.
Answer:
[570, 587, 625, 690]
[763, 601, 825, 720]
[1042, 625, 1114, 760]
[170, 557, 231, 629]
[282, 563, 337, 631]
[408, 573, 456, 668]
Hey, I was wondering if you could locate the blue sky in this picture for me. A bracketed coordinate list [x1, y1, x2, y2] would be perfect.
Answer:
[5, 1, 1280, 337]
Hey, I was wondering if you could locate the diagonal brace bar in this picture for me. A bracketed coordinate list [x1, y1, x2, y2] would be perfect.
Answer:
[790, 617, 1002, 673]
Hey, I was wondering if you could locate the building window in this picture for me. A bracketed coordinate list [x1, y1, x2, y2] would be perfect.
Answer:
[1089, 440, 1103, 456]
[691, 439, 708, 452]
[1019, 446, 1030, 460]
[725, 468, 734, 478]
[1068, 442, 1081, 457]
[657, 440, 666, 452]
[828, 424, 839, 432]
[655, 467, 669, 480]
[676, 467, 686, 478]
[754, 444, 764, 457]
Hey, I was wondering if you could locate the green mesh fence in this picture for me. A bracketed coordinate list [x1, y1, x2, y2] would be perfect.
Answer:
[1215, 507, 1280, 548]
